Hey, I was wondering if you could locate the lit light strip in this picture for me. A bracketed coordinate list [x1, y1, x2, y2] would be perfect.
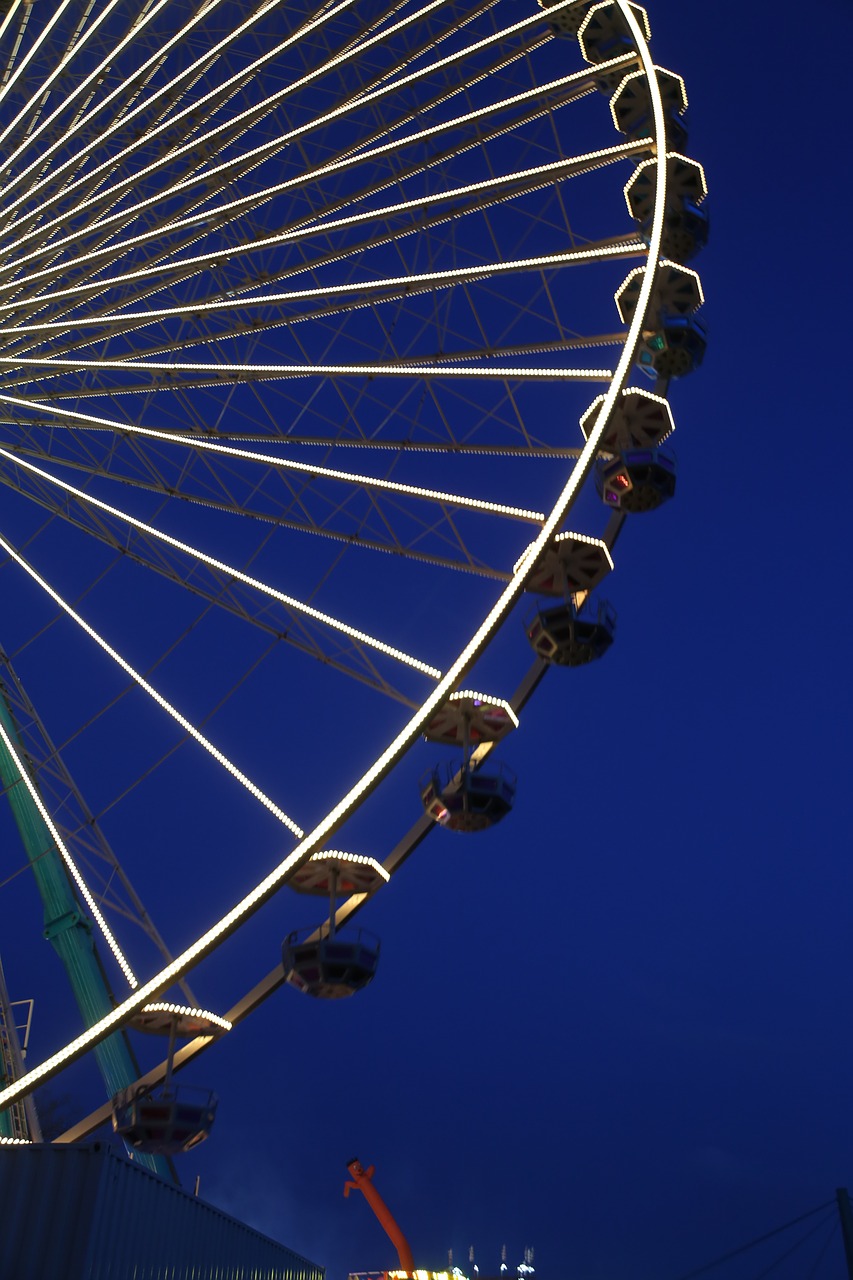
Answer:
[450, 690, 520, 730]
[0, 3, 21, 50]
[0, 395, 543, 522]
[0, 0, 595, 309]
[0, 1136, 30, 1145]
[0, 0, 169, 158]
[2, 229, 643, 308]
[0, 1, 666, 1113]
[0, 0, 436, 250]
[309, 850, 390, 882]
[512, 529, 614, 577]
[139, 1003, 233, 1033]
[3, 142, 646, 287]
[0, 529, 305, 838]
[3, 52, 639, 276]
[0, 0, 257, 214]
[0, 356, 612, 384]
[0, 0, 356, 221]
[0, 715, 138, 988]
[0, 0, 200, 164]
[0, 0, 76, 120]
[0, 447, 443, 680]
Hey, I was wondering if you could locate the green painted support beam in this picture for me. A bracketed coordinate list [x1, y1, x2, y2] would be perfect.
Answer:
[0, 689, 169, 1176]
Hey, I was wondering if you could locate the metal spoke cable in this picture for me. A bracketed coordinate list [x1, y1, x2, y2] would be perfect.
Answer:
[671, 1202, 837, 1280]
[0, 62, 589, 312]
[0, 0, 220, 168]
[0, 465, 421, 702]
[750, 1210, 839, 1280]
[0, 51, 636, 286]
[1, 421, 586, 457]
[0, 0, 77, 121]
[0, 353, 614, 387]
[0, 13, 563, 350]
[0, 1, 542, 299]
[87, 632, 285, 830]
[803, 1219, 838, 1280]
[0, 442, 509, 581]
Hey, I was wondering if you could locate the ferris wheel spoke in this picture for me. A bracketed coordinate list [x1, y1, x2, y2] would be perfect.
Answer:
[0, 0, 170, 164]
[2, 38, 639, 279]
[0, 0, 78, 122]
[0, 0, 310, 220]
[0, 0, 427, 254]
[1, 19, 307, 281]
[0, 45, 633, 339]
[0, 456, 418, 704]
[0, 393, 544, 523]
[0, 78, 273, 292]
[0, 0, 547, 283]
[0, 3, 32, 90]
[0, 242, 641, 379]
[0, 129, 645, 312]
[180, 432, 587, 458]
[0, 444, 445, 683]
[0, 528, 305, 839]
[0, 434, 526, 581]
[0, 352, 616, 395]
[0, 0, 239, 181]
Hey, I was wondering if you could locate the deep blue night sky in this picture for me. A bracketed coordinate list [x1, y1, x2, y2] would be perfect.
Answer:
[183, 3, 853, 1269]
[2, 3, 852, 1279]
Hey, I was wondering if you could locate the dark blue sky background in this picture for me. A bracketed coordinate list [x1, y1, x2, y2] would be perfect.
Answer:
[2, 3, 852, 1279]
[197, 4, 853, 1272]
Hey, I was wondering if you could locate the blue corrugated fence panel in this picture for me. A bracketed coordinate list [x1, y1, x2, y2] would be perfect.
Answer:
[0, 1142, 325, 1280]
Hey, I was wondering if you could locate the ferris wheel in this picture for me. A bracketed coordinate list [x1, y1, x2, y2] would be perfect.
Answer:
[0, 0, 706, 1162]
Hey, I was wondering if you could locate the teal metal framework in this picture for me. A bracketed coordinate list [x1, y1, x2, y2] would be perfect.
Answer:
[0, 685, 166, 1173]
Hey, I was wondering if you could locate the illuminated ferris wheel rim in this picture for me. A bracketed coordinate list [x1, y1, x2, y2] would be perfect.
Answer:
[0, 0, 675, 1114]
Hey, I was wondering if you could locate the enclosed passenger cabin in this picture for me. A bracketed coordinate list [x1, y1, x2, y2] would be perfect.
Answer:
[637, 313, 707, 379]
[423, 690, 517, 748]
[112, 1084, 217, 1156]
[626, 154, 709, 264]
[615, 262, 706, 382]
[596, 447, 676, 512]
[580, 387, 675, 453]
[578, 2, 650, 67]
[536, 0, 595, 38]
[516, 531, 613, 597]
[611, 65, 689, 151]
[282, 927, 380, 999]
[527, 596, 616, 666]
[420, 761, 516, 832]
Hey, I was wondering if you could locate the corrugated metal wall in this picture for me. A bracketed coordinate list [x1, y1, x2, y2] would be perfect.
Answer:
[1, 1141, 325, 1280]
